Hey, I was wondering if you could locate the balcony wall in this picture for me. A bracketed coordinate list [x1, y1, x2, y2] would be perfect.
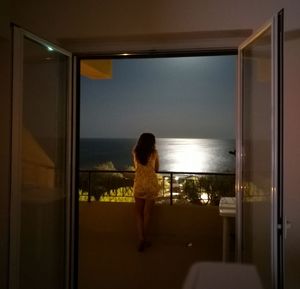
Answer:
[79, 202, 228, 289]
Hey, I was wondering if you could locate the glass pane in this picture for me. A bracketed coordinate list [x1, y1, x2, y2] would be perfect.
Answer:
[241, 27, 272, 288]
[20, 37, 69, 289]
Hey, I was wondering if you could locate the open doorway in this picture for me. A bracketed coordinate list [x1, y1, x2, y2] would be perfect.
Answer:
[77, 53, 237, 289]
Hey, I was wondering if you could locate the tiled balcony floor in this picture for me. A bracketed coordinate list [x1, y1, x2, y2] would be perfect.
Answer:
[78, 203, 227, 289]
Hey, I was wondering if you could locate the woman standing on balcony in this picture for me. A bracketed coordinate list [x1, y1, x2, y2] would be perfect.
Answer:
[133, 133, 160, 252]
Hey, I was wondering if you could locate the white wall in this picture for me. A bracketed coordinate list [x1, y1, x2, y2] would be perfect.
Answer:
[2, 0, 299, 288]
[284, 35, 300, 287]
[10, 0, 283, 41]
[283, 2, 300, 287]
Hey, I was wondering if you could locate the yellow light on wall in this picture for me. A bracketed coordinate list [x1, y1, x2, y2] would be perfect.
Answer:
[81, 60, 113, 80]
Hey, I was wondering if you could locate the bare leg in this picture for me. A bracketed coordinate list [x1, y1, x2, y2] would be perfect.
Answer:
[134, 197, 145, 243]
[143, 199, 155, 242]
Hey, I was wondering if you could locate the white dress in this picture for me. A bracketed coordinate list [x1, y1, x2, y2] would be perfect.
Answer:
[133, 150, 160, 199]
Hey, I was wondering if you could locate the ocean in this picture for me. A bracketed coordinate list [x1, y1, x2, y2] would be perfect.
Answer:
[79, 138, 235, 173]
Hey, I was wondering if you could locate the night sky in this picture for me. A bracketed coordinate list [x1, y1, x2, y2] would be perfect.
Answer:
[80, 55, 236, 139]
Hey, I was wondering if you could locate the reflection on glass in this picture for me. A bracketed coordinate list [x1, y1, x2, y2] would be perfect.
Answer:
[20, 37, 68, 289]
[242, 27, 272, 288]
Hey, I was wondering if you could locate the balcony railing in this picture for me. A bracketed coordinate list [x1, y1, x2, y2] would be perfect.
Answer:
[79, 170, 235, 206]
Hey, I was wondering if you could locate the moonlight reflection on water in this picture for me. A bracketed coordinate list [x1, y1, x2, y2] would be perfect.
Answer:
[156, 138, 235, 173]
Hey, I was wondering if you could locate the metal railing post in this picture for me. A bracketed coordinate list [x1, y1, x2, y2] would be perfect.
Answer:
[170, 172, 173, 205]
[88, 171, 91, 202]
[162, 176, 165, 197]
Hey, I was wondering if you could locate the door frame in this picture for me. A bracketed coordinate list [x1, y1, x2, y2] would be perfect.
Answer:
[10, 15, 284, 288]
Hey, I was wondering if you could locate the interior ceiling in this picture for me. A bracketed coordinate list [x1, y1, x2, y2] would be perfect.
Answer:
[59, 29, 253, 54]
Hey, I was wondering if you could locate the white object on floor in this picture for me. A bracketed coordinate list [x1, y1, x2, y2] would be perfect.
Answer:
[182, 262, 263, 289]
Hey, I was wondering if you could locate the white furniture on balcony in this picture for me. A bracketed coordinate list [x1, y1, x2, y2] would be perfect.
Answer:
[219, 197, 236, 262]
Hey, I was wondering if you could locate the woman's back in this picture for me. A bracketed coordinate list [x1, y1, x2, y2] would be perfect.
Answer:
[133, 150, 159, 199]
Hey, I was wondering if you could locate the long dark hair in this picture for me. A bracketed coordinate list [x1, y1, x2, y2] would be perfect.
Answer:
[134, 133, 156, 165]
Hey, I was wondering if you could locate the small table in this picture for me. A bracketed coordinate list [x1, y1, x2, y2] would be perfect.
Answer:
[219, 197, 236, 262]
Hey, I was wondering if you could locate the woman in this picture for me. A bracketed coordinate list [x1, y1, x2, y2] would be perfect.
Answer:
[133, 133, 160, 252]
